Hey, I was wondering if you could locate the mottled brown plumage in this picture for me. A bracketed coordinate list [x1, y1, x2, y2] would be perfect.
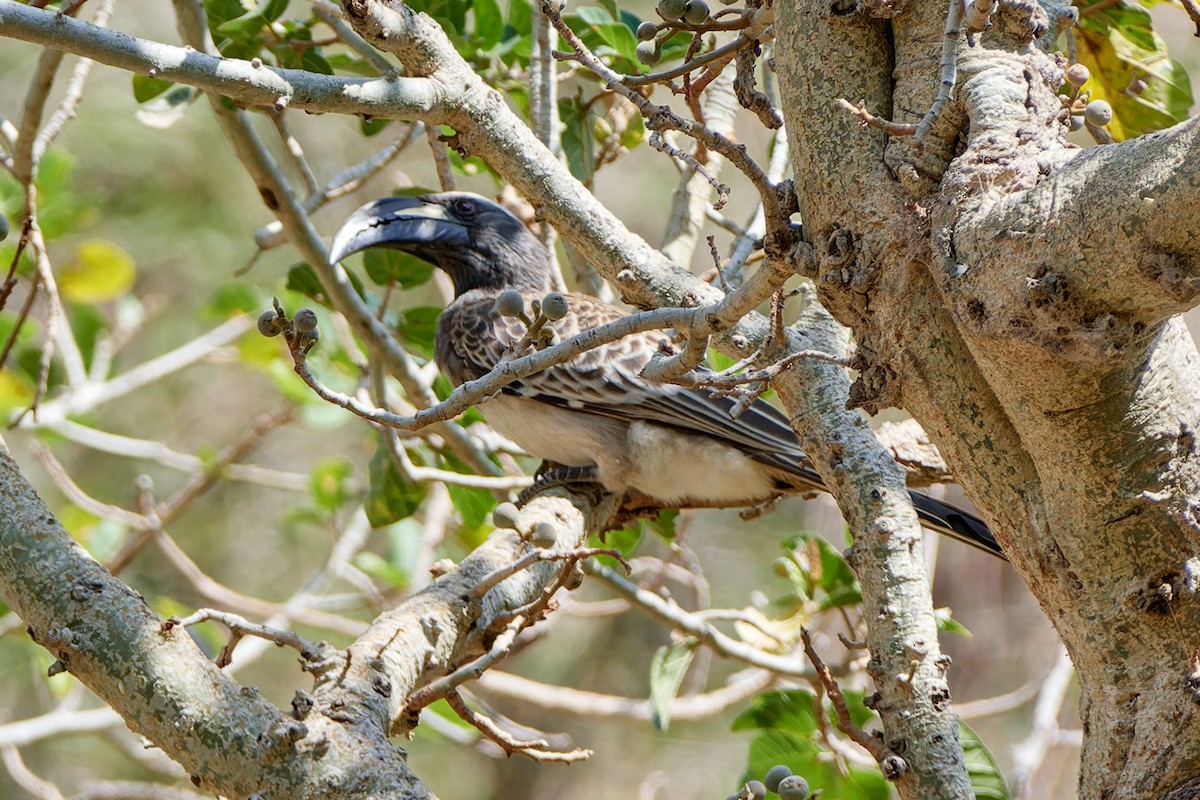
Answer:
[330, 192, 1003, 557]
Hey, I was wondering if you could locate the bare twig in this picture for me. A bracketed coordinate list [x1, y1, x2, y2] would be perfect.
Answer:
[545, 1, 781, 223]
[471, 546, 629, 601]
[404, 617, 525, 712]
[586, 561, 819, 679]
[443, 690, 591, 762]
[801, 627, 887, 759]
[165, 609, 320, 668]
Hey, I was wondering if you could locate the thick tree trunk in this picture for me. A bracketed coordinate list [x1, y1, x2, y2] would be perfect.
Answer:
[775, 0, 1200, 795]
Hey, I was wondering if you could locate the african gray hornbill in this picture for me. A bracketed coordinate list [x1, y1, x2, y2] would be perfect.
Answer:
[329, 191, 1003, 558]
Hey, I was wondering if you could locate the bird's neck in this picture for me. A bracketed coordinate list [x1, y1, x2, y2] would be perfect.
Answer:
[439, 239, 553, 297]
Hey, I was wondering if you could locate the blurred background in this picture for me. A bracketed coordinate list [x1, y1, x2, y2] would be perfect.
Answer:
[0, 1, 1195, 798]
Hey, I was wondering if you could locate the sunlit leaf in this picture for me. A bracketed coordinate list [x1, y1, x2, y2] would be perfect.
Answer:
[961, 721, 1010, 799]
[60, 240, 136, 303]
[0, 370, 33, 420]
[732, 689, 820, 736]
[1074, 0, 1192, 140]
[310, 458, 353, 511]
[472, 0, 504, 49]
[935, 606, 974, 637]
[447, 483, 494, 531]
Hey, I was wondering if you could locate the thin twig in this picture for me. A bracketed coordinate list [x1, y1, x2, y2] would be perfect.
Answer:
[404, 617, 525, 712]
[164, 609, 320, 668]
[471, 546, 629, 601]
[443, 689, 592, 762]
[801, 627, 887, 759]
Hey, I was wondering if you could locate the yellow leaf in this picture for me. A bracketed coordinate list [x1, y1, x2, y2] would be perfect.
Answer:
[60, 239, 136, 303]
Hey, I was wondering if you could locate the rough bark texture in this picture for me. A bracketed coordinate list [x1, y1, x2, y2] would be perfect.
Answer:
[774, 0, 1200, 795]
[5, 0, 1200, 795]
[0, 436, 610, 799]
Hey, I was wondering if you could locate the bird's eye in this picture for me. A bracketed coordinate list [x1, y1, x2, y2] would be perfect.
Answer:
[452, 198, 477, 218]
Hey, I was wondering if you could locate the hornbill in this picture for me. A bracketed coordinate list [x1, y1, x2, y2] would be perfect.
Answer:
[329, 191, 1003, 558]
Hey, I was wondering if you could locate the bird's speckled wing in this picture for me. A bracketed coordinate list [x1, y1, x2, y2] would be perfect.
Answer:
[437, 291, 815, 476]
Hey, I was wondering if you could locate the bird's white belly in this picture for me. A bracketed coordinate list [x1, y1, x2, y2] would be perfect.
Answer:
[479, 395, 617, 468]
[478, 396, 777, 506]
[622, 421, 778, 505]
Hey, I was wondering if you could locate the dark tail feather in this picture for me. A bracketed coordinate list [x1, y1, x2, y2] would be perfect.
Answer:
[909, 491, 1005, 559]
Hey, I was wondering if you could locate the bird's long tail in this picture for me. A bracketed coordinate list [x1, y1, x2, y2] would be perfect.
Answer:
[908, 491, 1004, 559]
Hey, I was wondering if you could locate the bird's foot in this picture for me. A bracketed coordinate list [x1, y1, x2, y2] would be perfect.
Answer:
[738, 493, 784, 520]
[519, 464, 604, 507]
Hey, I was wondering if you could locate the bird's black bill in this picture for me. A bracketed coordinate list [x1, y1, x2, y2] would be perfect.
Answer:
[909, 491, 1004, 559]
[328, 195, 468, 265]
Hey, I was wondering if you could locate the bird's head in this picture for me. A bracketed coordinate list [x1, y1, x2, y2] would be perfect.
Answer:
[328, 191, 551, 297]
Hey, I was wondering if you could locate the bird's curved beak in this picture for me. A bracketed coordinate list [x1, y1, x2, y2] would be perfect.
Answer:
[328, 195, 469, 265]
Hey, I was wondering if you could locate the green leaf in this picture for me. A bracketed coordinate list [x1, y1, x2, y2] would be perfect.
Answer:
[215, 0, 288, 35]
[359, 116, 393, 137]
[68, 303, 109, 373]
[60, 240, 136, 303]
[732, 689, 819, 736]
[300, 48, 334, 75]
[135, 85, 200, 130]
[648, 641, 694, 731]
[559, 95, 597, 182]
[132, 75, 174, 103]
[589, 522, 642, 559]
[1074, 0, 1192, 140]
[206, 281, 263, 318]
[310, 458, 352, 511]
[646, 508, 679, 541]
[742, 730, 888, 800]
[353, 518, 423, 588]
[960, 721, 1010, 799]
[0, 370, 34, 420]
[327, 54, 380, 78]
[472, 0, 504, 49]
[619, 111, 646, 151]
[781, 533, 862, 610]
[287, 262, 367, 306]
[447, 483, 494, 531]
[365, 442, 427, 527]
[362, 249, 435, 288]
[395, 306, 442, 357]
[935, 606, 974, 637]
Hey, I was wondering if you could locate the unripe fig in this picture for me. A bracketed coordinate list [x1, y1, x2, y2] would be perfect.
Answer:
[258, 310, 282, 337]
[636, 20, 658, 40]
[541, 292, 569, 321]
[495, 289, 526, 317]
[777, 775, 810, 800]
[293, 308, 318, 333]
[636, 40, 661, 66]
[493, 502, 521, 530]
[298, 327, 320, 347]
[682, 0, 710, 24]
[532, 521, 558, 547]
[657, 0, 687, 20]
[1084, 99, 1112, 127]
[764, 765, 793, 793]
[1065, 63, 1089, 89]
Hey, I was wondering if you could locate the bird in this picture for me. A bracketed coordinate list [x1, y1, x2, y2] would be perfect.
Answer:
[329, 191, 1003, 559]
